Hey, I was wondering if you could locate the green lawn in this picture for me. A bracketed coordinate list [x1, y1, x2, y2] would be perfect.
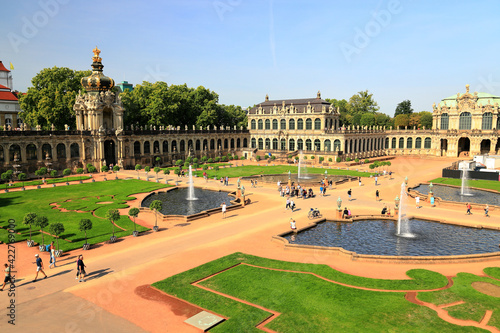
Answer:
[0, 179, 170, 251]
[429, 178, 500, 192]
[188, 165, 373, 179]
[2, 176, 92, 189]
[153, 253, 489, 332]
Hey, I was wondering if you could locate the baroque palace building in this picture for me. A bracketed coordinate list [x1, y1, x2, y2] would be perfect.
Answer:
[0, 47, 499, 175]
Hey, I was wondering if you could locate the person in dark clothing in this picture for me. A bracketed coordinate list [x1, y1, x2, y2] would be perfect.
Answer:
[76, 255, 86, 282]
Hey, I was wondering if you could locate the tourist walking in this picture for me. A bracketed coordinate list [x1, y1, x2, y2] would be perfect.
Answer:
[375, 176, 378, 186]
[290, 218, 296, 231]
[76, 255, 86, 282]
[347, 189, 352, 201]
[290, 199, 295, 212]
[285, 197, 291, 210]
[221, 202, 227, 218]
[49, 241, 56, 268]
[415, 196, 420, 209]
[376, 190, 380, 201]
[0, 263, 12, 291]
[466, 203, 472, 215]
[33, 254, 47, 282]
[484, 205, 489, 217]
[358, 177, 362, 186]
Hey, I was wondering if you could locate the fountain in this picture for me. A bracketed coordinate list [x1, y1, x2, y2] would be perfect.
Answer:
[460, 165, 472, 196]
[396, 181, 414, 238]
[187, 165, 197, 201]
[297, 150, 310, 179]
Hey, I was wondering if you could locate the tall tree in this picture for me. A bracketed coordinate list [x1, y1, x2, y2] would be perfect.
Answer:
[394, 100, 413, 117]
[418, 111, 433, 129]
[394, 114, 410, 129]
[347, 90, 379, 115]
[19, 67, 91, 130]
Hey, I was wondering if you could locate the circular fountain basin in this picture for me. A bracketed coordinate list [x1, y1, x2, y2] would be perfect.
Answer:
[283, 219, 500, 257]
[141, 188, 233, 216]
[242, 174, 344, 185]
[412, 184, 500, 207]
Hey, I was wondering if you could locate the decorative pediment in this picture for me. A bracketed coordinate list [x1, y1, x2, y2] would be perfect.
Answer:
[456, 84, 478, 111]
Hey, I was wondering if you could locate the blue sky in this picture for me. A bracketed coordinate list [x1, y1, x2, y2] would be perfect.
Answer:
[2, 0, 500, 116]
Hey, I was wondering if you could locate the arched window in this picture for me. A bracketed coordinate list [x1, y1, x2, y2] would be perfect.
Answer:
[280, 119, 286, 130]
[163, 141, 169, 153]
[440, 113, 449, 130]
[134, 141, 141, 155]
[398, 138, 404, 149]
[407, 137, 413, 149]
[289, 119, 295, 130]
[251, 138, 256, 148]
[314, 139, 321, 151]
[42, 144, 52, 159]
[224, 139, 228, 149]
[305, 118, 312, 130]
[297, 119, 304, 130]
[230, 139, 234, 149]
[217, 139, 222, 150]
[236, 138, 240, 148]
[333, 139, 341, 151]
[153, 141, 160, 154]
[5, 118, 12, 127]
[385, 137, 389, 149]
[196, 140, 201, 151]
[265, 119, 270, 130]
[272, 119, 278, 130]
[314, 118, 321, 130]
[305, 139, 312, 151]
[26, 144, 37, 160]
[17, 118, 22, 128]
[415, 137, 422, 149]
[258, 138, 263, 150]
[265, 138, 271, 149]
[272, 138, 278, 150]
[280, 139, 286, 150]
[9, 144, 21, 162]
[243, 138, 248, 147]
[391, 137, 396, 148]
[324, 139, 331, 152]
[70, 143, 79, 158]
[180, 140, 185, 152]
[251, 119, 256, 129]
[144, 141, 151, 154]
[482, 112, 493, 130]
[459, 112, 471, 130]
[172, 140, 177, 152]
[0, 146, 3, 162]
[57, 143, 66, 159]
[258, 119, 263, 130]
[297, 139, 303, 150]
[289, 139, 295, 151]
[424, 137, 432, 149]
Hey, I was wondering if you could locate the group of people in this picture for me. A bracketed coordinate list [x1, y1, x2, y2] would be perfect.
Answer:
[220, 176, 229, 186]
[285, 197, 296, 211]
[466, 203, 490, 217]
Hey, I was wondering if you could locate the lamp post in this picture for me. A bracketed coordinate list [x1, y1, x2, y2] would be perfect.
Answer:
[429, 182, 433, 196]
[404, 176, 408, 187]
[337, 197, 342, 218]
[394, 195, 400, 215]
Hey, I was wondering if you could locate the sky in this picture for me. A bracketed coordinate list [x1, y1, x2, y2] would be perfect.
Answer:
[2, 0, 500, 116]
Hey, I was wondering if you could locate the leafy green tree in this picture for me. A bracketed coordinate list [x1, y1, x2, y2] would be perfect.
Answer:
[113, 165, 120, 173]
[76, 168, 84, 181]
[63, 168, 71, 182]
[394, 100, 413, 117]
[48, 222, 65, 251]
[1, 172, 10, 190]
[348, 90, 379, 116]
[144, 166, 151, 175]
[50, 170, 58, 178]
[18, 173, 27, 188]
[79, 219, 93, 244]
[18, 67, 91, 129]
[128, 208, 140, 233]
[193, 158, 199, 164]
[149, 200, 162, 229]
[35, 216, 49, 247]
[336, 157, 341, 163]
[154, 167, 161, 180]
[163, 168, 170, 176]
[394, 114, 410, 129]
[418, 111, 433, 129]
[346, 157, 351, 162]
[175, 160, 183, 166]
[155, 156, 161, 166]
[105, 209, 120, 238]
[23, 212, 37, 243]
[101, 165, 109, 172]
[135, 164, 142, 178]
[207, 158, 214, 163]
[201, 156, 208, 163]
[360, 113, 376, 127]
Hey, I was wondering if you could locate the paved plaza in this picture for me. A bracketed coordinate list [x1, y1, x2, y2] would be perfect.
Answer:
[0, 156, 499, 332]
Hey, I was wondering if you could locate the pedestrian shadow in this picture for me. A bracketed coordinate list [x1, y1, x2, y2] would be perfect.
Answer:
[226, 214, 238, 218]
[85, 268, 113, 281]
[17, 269, 72, 287]
[174, 223, 190, 227]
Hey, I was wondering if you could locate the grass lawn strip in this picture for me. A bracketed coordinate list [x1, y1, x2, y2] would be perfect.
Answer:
[0, 179, 170, 251]
[3, 176, 92, 189]
[417, 271, 500, 329]
[153, 253, 486, 332]
[429, 178, 500, 193]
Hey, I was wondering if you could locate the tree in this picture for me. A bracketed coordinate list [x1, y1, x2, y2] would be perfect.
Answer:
[76, 167, 84, 181]
[155, 156, 161, 166]
[113, 165, 120, 173]
[50, 169, 58, 178]
[135, 164, 142, 178]
[48, 222, 65, 251]
[1, 172, 10, 190]
[101, 165, 109, 172]
[360, 113, 376, 127]
[105, 209, 120, 238]
[128, 208, 140, 233]
[18, 67, 91, 129]
[394, 114, 410, 129]
[144, 166, 150, 175]
[23, 212, 37, 243]
[35, 167, 47, 184]
[418, 111, 433, 129]
[394, 100, 413, 117]
[149, 200, 162, 230]
[175, 159, 183, 166]
[18, 173, 27, 188]
[79, 219, 93, 245]
[63, 168, 71, 182]
[163, 168, 170, 176]
[153, 166, 161, 179]
[409, 113, 421, 127]
[35, 216, 49, 247]
[325, 98, 349, 126]
[347, 90, 379, 116]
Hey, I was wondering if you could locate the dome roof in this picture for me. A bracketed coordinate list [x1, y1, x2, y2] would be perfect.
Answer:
[438, 84, 500, 108]
[80, 47, 114, 93]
